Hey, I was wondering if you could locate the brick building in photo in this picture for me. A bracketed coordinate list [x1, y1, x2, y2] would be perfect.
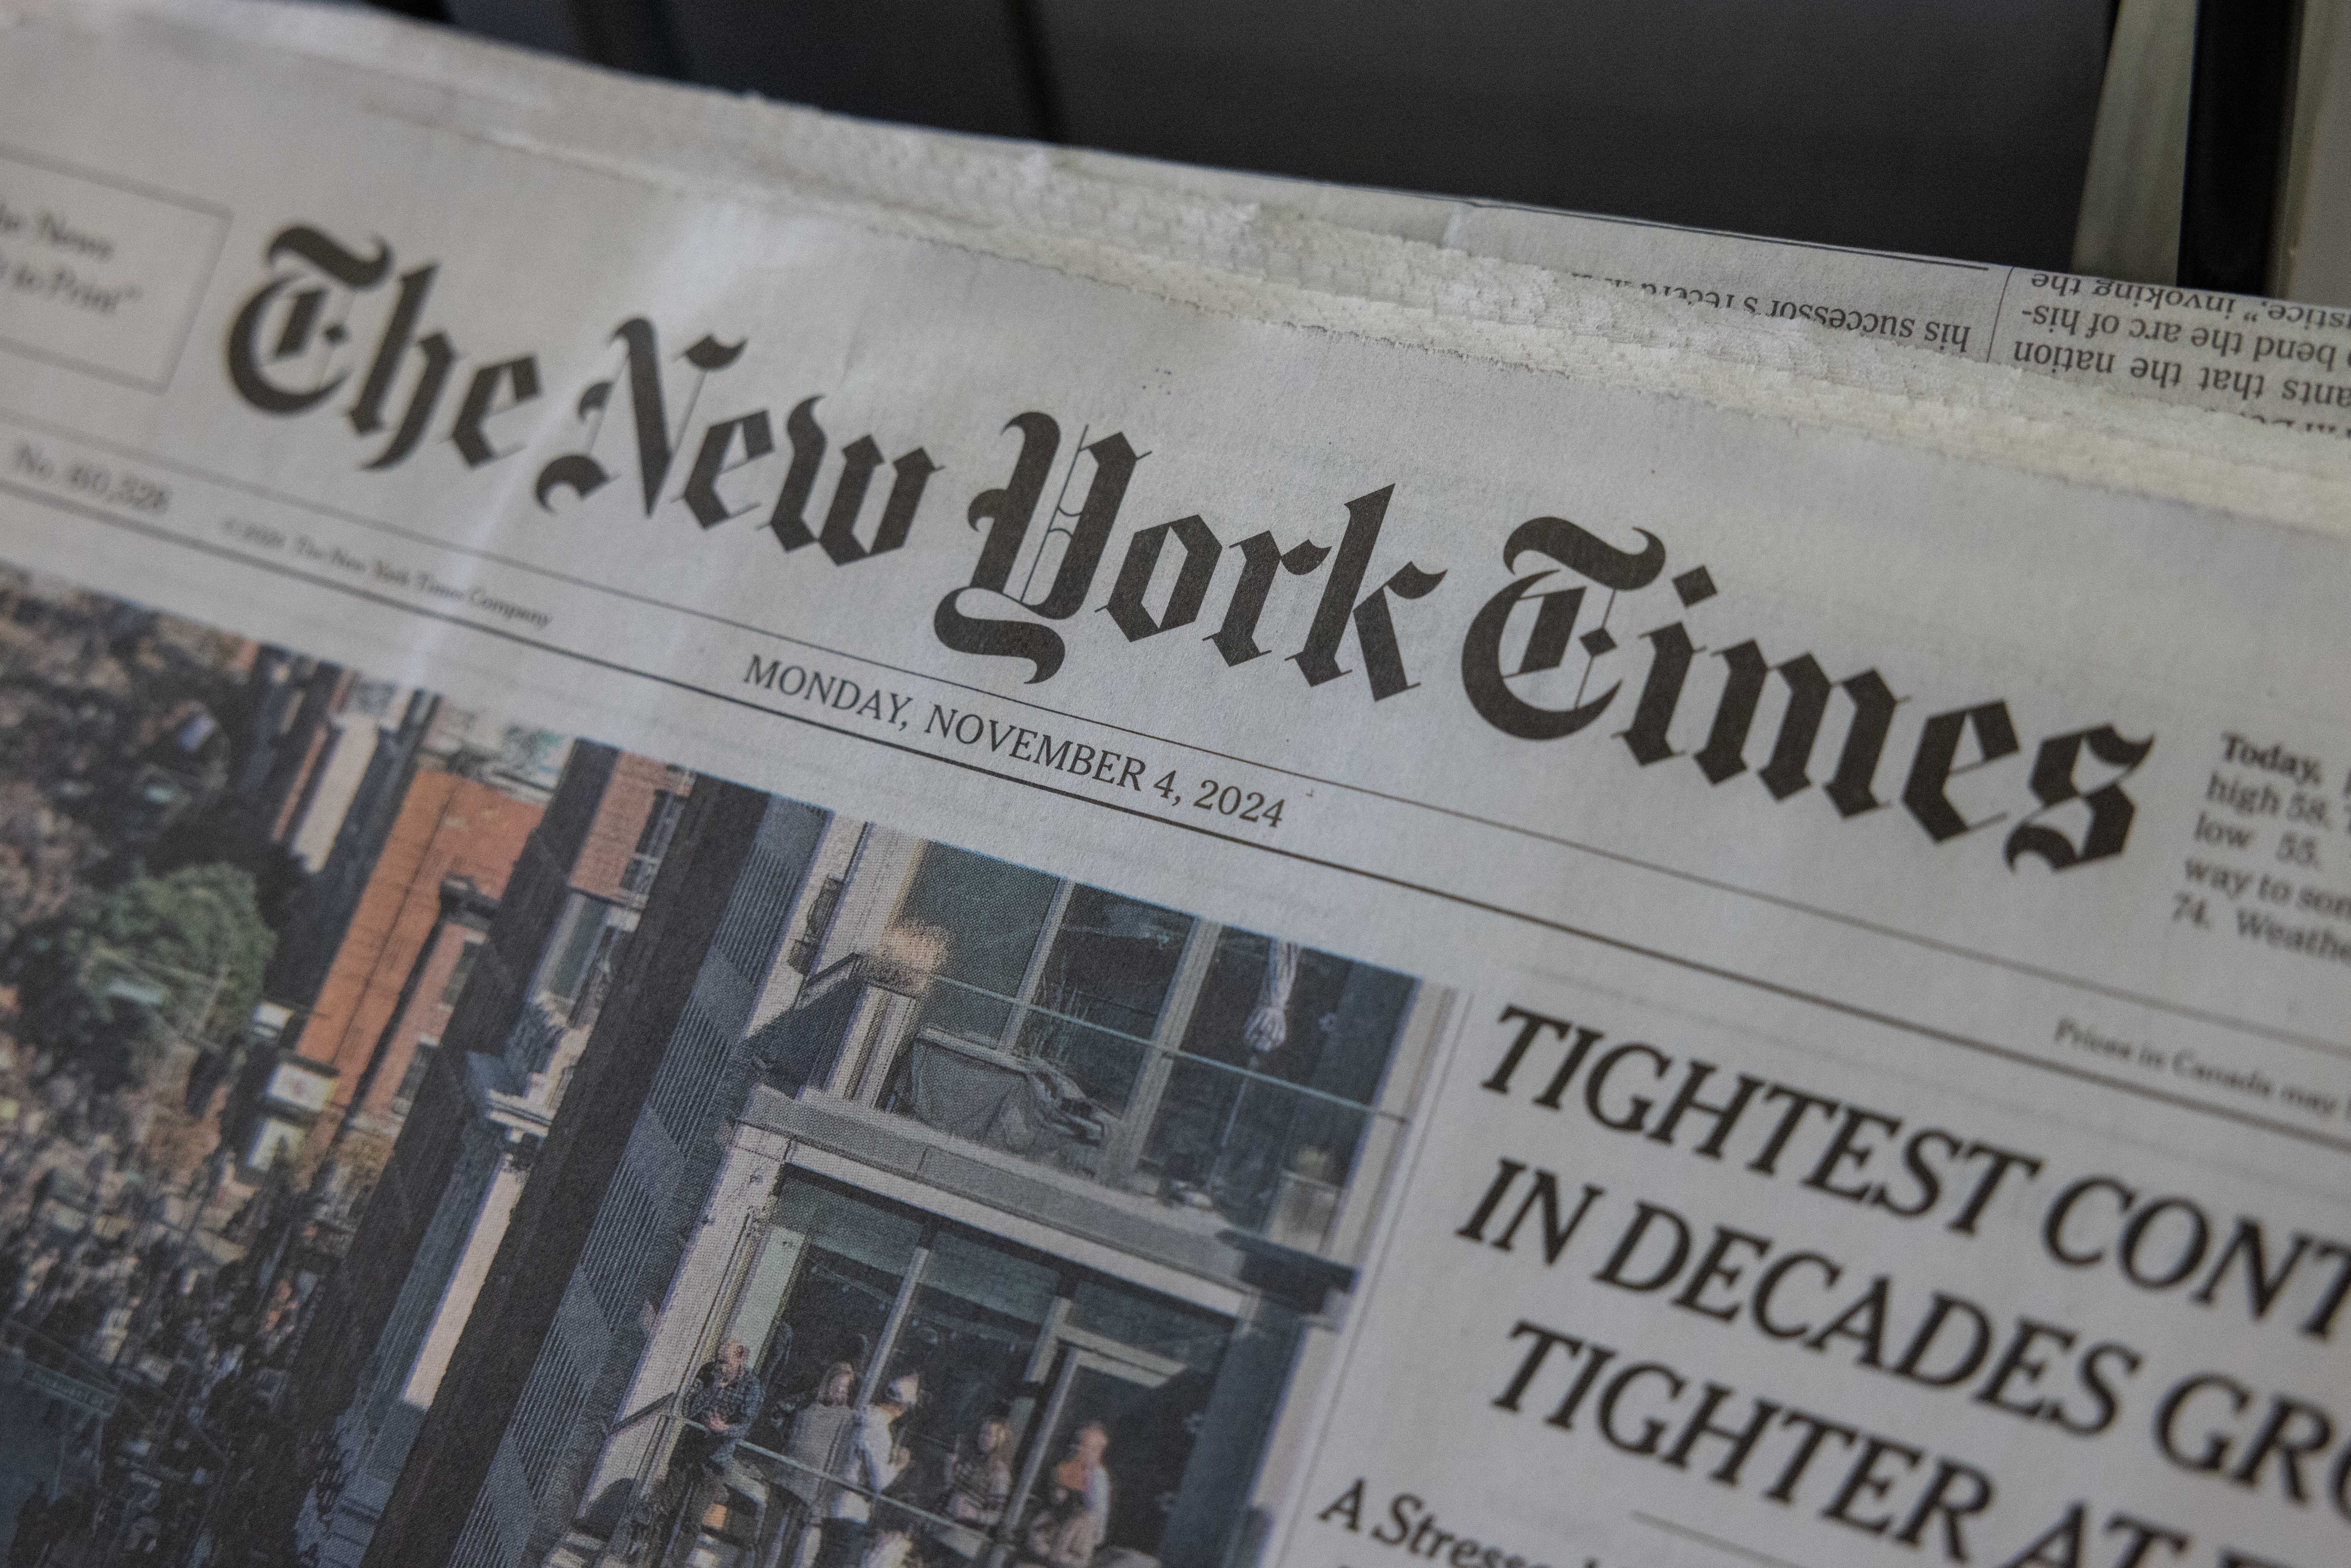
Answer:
[250, 768, 547, 1220]
[275, 745, 694, 1568]
[235, 655, 443, 1017]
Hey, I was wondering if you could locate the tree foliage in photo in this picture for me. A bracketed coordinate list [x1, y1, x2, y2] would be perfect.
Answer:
[7, 861, 276, 1088]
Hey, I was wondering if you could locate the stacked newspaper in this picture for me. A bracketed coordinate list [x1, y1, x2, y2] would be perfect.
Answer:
[0, 5, 2344, 1568]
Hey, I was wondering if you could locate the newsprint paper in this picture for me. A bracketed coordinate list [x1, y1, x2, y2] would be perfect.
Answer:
[0, 6, 2348, 1568]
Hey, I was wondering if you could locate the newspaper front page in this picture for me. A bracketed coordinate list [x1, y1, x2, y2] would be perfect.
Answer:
[0, 7, 2346, 1568]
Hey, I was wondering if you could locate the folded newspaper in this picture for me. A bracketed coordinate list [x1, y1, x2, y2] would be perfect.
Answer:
[0, 4, 2347, 1567]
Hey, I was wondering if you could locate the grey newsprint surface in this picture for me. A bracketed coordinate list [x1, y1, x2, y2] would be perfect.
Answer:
[0, 6, 2344, 1568]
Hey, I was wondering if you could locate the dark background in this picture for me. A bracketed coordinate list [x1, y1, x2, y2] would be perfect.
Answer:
[360, 0, 2303, 290]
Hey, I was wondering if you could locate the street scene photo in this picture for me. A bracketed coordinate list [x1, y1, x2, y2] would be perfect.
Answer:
[0, 567, 1452, 1568]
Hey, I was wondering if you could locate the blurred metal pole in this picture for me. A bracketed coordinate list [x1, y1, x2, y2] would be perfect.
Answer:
[2074, 0, 2197, 283]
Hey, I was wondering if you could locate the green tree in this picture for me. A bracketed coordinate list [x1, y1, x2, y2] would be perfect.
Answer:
[8, 862, 276, 1088]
